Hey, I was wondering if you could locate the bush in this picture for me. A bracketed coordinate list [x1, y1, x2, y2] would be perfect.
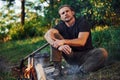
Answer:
[24, 22, 38, 37]
[1, 15, 50, 41]
[92, 26, 120, 60]
[9, 20, 48, 40]
[0, 26, 9, 42]
[9, 24, 25, 40]
[92, 26, 111, 47]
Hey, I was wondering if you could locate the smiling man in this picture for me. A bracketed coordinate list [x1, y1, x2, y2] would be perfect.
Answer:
[44, 4, 108, 77]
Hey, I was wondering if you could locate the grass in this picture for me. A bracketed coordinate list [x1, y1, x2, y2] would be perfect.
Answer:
[0, 37, 50, 64]
[0, 37, 50, 80]
[0, 33, 120, 80]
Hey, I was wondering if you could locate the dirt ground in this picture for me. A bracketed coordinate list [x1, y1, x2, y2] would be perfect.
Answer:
[0, 56, 120, 80]
[54, 61, 120, 80]
[0, 56, 11, 73]
[84, 61, 120, 80]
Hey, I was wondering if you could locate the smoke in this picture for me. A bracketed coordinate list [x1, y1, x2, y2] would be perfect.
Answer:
[34, 53, 85, 80]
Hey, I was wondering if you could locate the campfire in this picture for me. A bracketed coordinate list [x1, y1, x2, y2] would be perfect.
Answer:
[11, 43, 84, 80]
[24, 57, 37, 80]
[11, 43, 50, 80]
[11, 55, 48, 80]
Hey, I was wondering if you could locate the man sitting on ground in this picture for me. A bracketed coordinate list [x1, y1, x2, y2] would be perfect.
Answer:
[44, 4, 108, 77]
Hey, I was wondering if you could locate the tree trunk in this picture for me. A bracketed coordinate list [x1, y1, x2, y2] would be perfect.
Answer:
[21, 0, 25, 25]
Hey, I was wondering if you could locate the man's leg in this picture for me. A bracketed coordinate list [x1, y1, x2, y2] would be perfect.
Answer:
[50, 32, 63, 62]
[50, 33, 64, 76]
[80, 48, 108, 73]
[50, 47, 63, 76]
[62, 51, 88, 75]
[51, 46, 62, 62]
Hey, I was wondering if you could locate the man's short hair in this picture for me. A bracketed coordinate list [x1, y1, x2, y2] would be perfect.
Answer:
[58, 4, 74, 12]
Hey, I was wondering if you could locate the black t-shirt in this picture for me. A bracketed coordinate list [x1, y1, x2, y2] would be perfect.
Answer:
[54, 17, 93, 51]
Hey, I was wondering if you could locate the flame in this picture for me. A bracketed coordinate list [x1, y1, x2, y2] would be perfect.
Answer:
[23, 57, 37, 79]
[24, 65, 33, 78]
[12, 57, 47, 80]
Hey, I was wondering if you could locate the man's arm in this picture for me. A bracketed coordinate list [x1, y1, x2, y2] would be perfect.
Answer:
[53, 32, 89, 47]
[64, 32, 89, 46]
[44, 28, 72, 54]
[44, 28, 62, 45]
[44, 28, 89, 54]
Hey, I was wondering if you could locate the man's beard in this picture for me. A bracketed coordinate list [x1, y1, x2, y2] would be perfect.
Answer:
[64, 16, 74, 22]
[64, 18, 72, 22]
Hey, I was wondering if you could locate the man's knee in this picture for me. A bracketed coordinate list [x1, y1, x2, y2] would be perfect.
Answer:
[91, 48, 108, 60]
[99, 48, 108, 59]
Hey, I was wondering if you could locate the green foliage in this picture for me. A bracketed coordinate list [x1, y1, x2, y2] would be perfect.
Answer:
[0, 11, 50, 41]
[9, 23, 42, 40]
[0, 0, 119, 28]
[0, 0, 119, 41]
[9, 24, 25, 40]
[92, 26, 111, 47]
[109, 27, 120, 43]
[24, 21, 38, 37]
[42, 0, 120, 27]
[0, 26, 9, 41]
[8, 14, 49, 40]
[93, 26, 120, 47]
[92, 26, 120, 60]
[0, 37, 49, 63]
[0, 72, 16, 80]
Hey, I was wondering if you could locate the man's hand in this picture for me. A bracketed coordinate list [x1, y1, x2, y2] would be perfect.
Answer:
[58, 45, 72, 55]
[52, 39, 65, 48]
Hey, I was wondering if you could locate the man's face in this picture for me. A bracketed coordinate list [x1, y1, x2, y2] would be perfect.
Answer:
[59, 7, 75, 22]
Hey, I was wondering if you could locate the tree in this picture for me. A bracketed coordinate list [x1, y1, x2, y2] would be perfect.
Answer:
[21, 0, 25, 25]
[40, 0, 120, 27]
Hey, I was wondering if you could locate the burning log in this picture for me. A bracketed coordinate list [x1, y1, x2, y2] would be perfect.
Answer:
[24, 57, 37, 80]
[25, 56, 47, 80]
[11, 43, 50, 80]
[35, 63, 46, 80]
[12, 56, 47, 80]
